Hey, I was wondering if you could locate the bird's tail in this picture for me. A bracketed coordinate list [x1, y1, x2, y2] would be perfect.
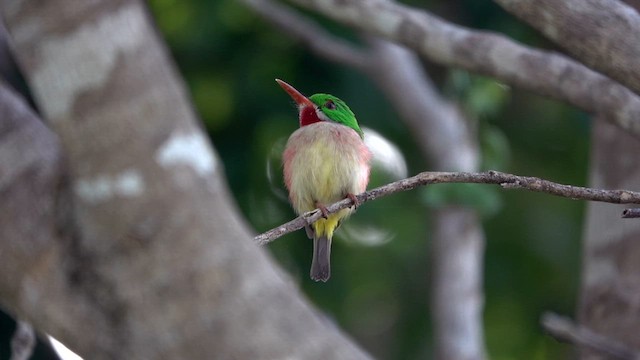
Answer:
[310, 212, 346, 282]
[311, 235, 332, 282]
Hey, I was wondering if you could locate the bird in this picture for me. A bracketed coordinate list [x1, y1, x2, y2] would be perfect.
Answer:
[276, 79, 372, 282]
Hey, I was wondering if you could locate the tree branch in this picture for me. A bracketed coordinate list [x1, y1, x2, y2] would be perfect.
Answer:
[281, 0, 640, 138]
[541, 312, 640, 360]
[622, 208, 640, 218]
[242, 0, 370, 69]
[255, 170, 640, 244]
[494, 0, 640, 97]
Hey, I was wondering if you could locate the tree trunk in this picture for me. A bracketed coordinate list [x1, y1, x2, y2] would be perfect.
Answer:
[579, 119, 640, 358]
[0, 1, 370, 359]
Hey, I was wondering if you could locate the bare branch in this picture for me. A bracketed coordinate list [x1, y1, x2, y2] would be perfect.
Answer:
[255, 170, 640, 244]
[494, 0, 640, 97]
[541, 312, 640, 360]
[622, 208, 640, 218]
[242, 0, 370, 69]
[283, 0, 640, 138]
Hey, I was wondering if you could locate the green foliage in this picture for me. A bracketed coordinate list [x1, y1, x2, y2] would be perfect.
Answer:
[481, 124, 511, 170]
[422, 183, 503, 218]
[445, 70, 511, 119]
[145, 1, 588, 359]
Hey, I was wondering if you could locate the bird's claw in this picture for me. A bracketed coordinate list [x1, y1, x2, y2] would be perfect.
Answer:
[316, 202, 330, 219]
[346, 193, 359, 209]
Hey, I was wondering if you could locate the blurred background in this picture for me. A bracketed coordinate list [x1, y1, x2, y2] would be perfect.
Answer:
[150, 0, 588, 359]
[0, 0, 591, 359]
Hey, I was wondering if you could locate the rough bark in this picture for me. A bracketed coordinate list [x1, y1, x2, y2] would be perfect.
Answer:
[494, 0, 640, 97]
[0, 1, 370, 359]
[579, 120, 640, 359]
[0, 82, 64, 358]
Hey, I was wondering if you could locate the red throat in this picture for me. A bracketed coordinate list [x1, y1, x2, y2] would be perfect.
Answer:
[299, 106, 322, 127]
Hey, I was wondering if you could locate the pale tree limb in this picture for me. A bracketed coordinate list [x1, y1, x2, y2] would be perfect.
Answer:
[242, 0, 369, 69]
[494, 0, 640, 97]
[541, 312, 640, 360]
[255, 170, 640, 244]
[1, 1, 371, 359]
[280, 0, 640, 138]
[10, 321, 36, 360]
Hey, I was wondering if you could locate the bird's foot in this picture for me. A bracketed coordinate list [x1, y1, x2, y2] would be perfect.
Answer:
[315, 202, 330, 219]
[346, 193, 360, 209]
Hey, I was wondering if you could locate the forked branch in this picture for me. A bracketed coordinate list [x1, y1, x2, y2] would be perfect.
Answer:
[541, 312, 640, 360]
[255, 170, 640, 244]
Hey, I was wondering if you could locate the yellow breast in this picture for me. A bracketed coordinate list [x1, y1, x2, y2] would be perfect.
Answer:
[283, 122, 371, 214]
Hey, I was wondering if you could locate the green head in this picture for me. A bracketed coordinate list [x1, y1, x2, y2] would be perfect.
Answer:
[309, 93, 364, 139]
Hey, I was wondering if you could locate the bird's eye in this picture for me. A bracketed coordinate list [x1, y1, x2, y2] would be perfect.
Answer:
[324, 100, 336, 110]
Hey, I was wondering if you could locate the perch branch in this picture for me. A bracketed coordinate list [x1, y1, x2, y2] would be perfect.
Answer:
[255, 170, 640, 244]
[541, 312, 640, 360]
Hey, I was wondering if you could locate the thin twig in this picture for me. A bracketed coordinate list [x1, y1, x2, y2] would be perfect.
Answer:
[255, 170, 640, 244]
[541, 312, 640, 360]
[622, 208, 640, 218]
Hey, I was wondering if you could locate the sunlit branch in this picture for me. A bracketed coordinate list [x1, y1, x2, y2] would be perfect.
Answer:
[255, 170, 640, 244]
[541, 312, 640, 360]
